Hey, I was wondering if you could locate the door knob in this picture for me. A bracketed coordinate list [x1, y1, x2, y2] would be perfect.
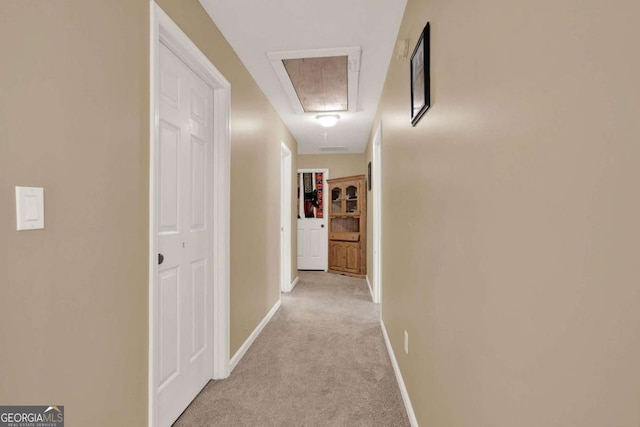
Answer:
[321, 224, 325, 228]
[158, 253, 164, 265]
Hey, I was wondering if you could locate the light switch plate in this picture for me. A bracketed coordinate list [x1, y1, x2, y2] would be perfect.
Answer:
[16, 186, 44, 231]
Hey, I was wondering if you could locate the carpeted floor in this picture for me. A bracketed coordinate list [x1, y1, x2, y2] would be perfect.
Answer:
[173, 271, 410, 426]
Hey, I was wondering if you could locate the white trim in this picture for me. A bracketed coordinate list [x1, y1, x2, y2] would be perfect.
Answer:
[268, 47, 361, 114]
[158, 9, 231, 91]
[366, 275, 374, 301]
[380, 319, 419, 427]
[372, 123, 383, 304]
[229, 299, 282, 372]
[148, 3, 157, 424]
[212, 85, 231, 382]
[290, 276, 300, 291]
[297, 168, 329, 271]
[280, 142, 293, 293]
[150, 3, 231, 425]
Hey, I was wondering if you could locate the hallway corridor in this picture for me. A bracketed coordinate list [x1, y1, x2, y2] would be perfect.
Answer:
[174, 272, 409, 426]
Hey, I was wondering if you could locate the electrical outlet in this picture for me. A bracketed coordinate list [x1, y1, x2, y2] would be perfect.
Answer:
[404, 330, 409, 354]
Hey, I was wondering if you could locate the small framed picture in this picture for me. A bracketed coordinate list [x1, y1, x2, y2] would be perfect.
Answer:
[410, 22, 430, 126]
[367, 161, 372, 191]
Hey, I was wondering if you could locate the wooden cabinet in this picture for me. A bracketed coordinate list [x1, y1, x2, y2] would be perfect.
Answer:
[329, 241, 360, 274]
[329, 241, 345, 270]
[327, 175, 366, 277]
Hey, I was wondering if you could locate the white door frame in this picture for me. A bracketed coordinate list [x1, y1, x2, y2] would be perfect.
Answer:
[297, 168, 329, 271]
[372, 123, 382, 304]
[280, 142, 292, 292]
[150, 3, 231, 426]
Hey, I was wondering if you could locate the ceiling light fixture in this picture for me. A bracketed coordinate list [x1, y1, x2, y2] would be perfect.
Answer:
[316, 114, 340, 127]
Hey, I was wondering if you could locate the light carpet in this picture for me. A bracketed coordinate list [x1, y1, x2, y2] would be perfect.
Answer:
[174, 271, 410, 426]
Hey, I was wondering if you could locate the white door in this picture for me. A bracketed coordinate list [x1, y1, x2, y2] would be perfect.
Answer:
[297, 170, 328, 270]
[156, 42, 214, 426]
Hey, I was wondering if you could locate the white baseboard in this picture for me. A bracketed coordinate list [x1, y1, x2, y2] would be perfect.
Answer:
[290, 276, 299, 291]
[380, 319, 419, 427]
[229, 298, 281, 372]
[366, 275, 374, 301]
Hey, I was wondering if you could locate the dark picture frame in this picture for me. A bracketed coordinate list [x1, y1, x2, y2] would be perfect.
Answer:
[367, 161, 372, 191]
[410, 22, 430, 126]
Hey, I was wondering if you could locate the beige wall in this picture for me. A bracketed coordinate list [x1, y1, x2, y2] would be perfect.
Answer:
[368, 0, 640, 426]
[0, 0, 297, 424]
[0, 1, 149, 425]
[298, 153, 365, 180]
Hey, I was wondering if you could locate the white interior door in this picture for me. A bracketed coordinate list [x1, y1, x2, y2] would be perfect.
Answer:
[156, 42, 214, 426]
[297, 169, 328, 270]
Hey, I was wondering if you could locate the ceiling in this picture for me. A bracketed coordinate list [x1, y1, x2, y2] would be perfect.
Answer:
[199, 0, 408, 154]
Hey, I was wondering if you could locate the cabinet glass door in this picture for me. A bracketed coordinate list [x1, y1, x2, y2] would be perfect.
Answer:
[331, 187, 342, 214]
[346, 185, 358, 214]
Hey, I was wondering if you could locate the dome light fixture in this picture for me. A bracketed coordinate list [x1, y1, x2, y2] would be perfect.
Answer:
[316, 114, 340, 128]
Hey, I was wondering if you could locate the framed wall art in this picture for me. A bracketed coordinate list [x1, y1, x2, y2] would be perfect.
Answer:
[410, 22, 430, 126]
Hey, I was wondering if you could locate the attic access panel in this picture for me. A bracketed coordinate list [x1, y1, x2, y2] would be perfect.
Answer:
[283, 56, 348, 112]
[268, 47, 361, 114]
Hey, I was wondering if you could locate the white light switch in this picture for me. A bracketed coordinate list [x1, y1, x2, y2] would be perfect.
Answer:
[16, 186, 44, 231]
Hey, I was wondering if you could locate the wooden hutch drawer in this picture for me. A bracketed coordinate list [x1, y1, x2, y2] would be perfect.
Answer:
[329, 232, 360, 242]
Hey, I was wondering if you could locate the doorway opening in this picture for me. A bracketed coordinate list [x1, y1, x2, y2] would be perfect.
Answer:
[280, 142, 293, 292]
[150, 4, 230, 426]
[372, 123, 382, 304]
[297, 169, 329, 271]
